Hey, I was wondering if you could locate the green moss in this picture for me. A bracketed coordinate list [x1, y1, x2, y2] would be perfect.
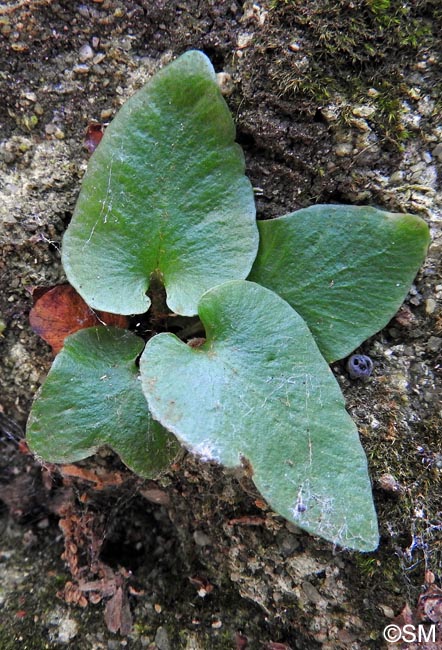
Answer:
[371, 85, 409, 144]
[359, 397, 442, 602]
[367, 0, 391, 15]
[354, 555, 379, 579]
[353, 548, 402, 592]
[249, 0, 439, 144]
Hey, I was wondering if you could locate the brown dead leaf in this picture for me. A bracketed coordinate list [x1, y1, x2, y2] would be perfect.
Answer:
[54, 492, 136, 636]
[418, 585, 442, 623]
[391, 602, 442, 648]
[104, 585, 132, 635]
[393, 603, 415, 627]
[395, 304, 415, 327]
[62, 581, 88, 608]
[85, 122, 104, 153]
[29, 283, 128, 354]
[78, 578, 116, 599]
[235, 633, 248, 649]
[189, 575, 214, 597]
[139, 483, 170, 506]
[227, 516, 267, 526]
[59, 464, 125, 490]
[426, 571, 436, 585]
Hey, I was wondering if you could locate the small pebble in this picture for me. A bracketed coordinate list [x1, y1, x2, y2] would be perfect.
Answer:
[349, 117, 371, 132]
[73, 64, 90, 75]
[57, 617, 78, 644]
[237, 32, 253, 49]
[432, 143, 442, 160]
[154, 626, 170, 650]
[408, 87, 421, 100]
[335, 143, 353, 157]
[216, 72, 234, 96]
[427, 336, 442, 352]
[320, 106, 339, 122]
[193, 530, 212, 547]
[378, 474, 402, 494]
[390, 170, 404, 184]
[79, 43, 94, 61]
[107, 641, 120, 650]
[100, 108, 113, 120]
[352, 104, 375, 118]
[24, 91, 37, 102]
[379, 604, 395, 618]
[93, 52, 106, 65]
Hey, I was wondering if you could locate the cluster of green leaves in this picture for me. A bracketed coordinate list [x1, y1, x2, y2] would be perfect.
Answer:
[27, 51, 429, 552]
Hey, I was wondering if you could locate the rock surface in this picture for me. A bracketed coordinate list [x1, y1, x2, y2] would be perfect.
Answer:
[0, 1, 441, 649]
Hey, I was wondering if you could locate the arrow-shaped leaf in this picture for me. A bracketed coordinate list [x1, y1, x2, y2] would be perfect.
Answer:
[62, 50, 258, 316]
[249, 205, 430, 362]
[27, 327, 179, 477]
[140, 281, 379, 551]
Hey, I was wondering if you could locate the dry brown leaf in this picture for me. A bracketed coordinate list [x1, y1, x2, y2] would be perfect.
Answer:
[104, 585, 132, 635]
[29, 283, 128, 354]
[418, 585, 442, 623]
[59, 464, 125, 489]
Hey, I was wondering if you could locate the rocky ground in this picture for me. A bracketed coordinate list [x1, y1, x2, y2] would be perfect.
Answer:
[0, 1, 441, 649]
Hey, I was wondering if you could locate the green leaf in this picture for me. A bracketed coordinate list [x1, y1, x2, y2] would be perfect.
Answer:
[140, 281, 379, 551]
[62, 50, 258, 316]
[249, 205, 430, 362]
[27, 327, 180, 478]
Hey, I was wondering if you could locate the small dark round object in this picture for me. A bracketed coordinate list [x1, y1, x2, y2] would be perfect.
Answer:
[346, 354, 374, 379]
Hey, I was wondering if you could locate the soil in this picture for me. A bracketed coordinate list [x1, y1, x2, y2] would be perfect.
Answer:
[1, 1, 441, 649]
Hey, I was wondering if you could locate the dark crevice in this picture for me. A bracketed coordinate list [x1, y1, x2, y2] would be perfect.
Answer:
[129, 274, 205, 344]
